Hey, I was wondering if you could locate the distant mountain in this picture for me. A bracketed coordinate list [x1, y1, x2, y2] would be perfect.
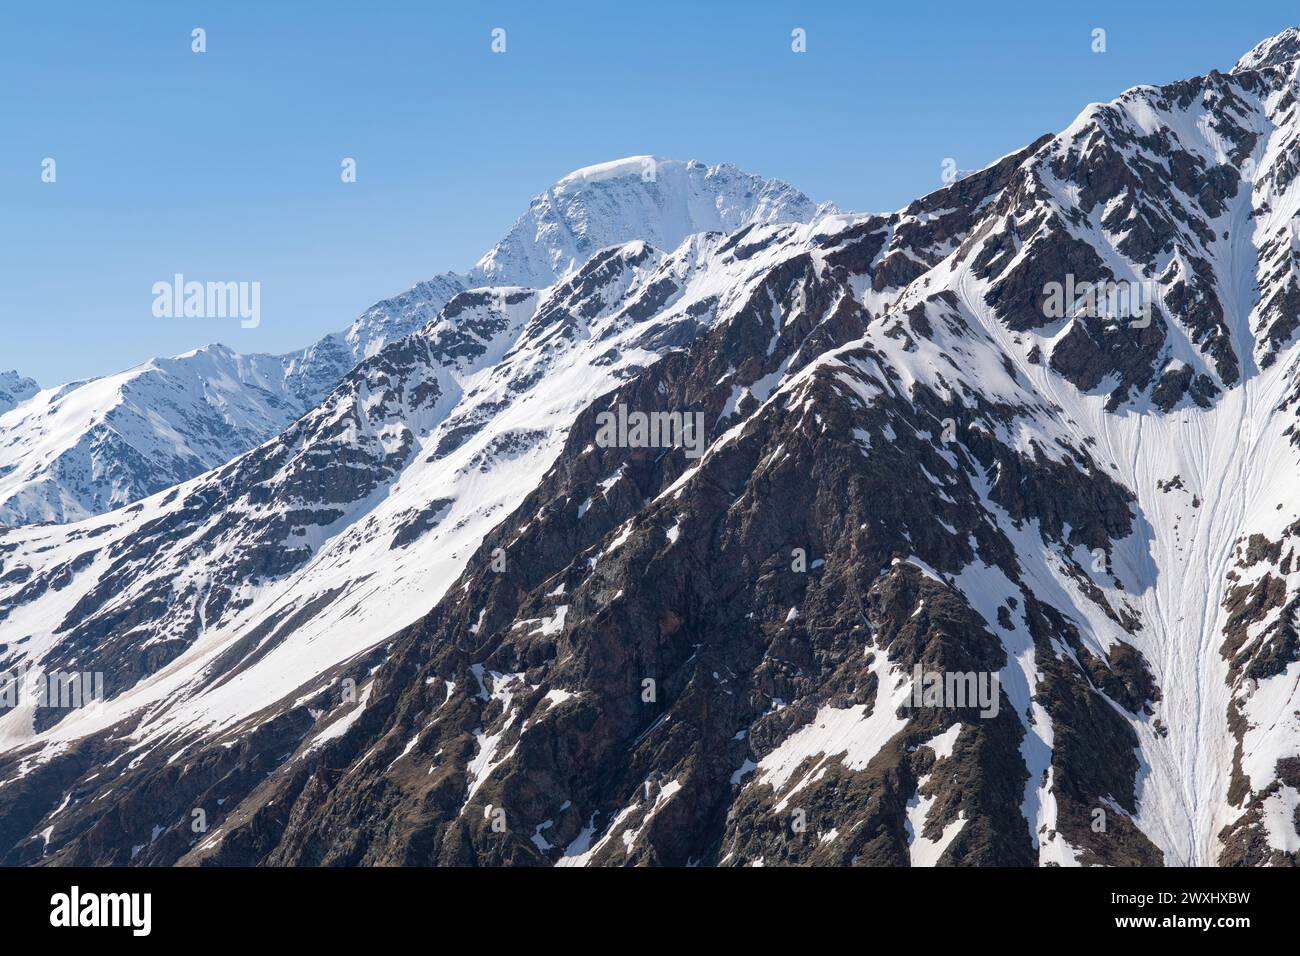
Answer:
[0, 371, 37, 416]
[0, 159, 830, 527]
[470, 157, 837, 288]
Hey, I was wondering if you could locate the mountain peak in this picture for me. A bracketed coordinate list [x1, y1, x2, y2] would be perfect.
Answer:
[1232, 26, 1300, 73]
[557, 155, 664, 184]
[472, 156, 835, 288]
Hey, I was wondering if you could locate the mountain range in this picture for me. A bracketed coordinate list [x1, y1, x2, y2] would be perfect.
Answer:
[2, 30, 1300, 867]
[0, 158, 831, 527]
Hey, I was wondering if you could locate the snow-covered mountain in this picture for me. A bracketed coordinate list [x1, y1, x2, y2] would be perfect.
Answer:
[0, 159, 829, 527]
[0, 371, 38, 416]
[470, 157, 837, 288]
[3, 31, 1300, 868]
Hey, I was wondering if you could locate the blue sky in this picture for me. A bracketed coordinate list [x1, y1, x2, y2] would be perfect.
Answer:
[3, 0, 1297, 385]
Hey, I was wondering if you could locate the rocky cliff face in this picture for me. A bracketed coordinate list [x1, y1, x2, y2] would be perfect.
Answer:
[4, 33, 1300, 867]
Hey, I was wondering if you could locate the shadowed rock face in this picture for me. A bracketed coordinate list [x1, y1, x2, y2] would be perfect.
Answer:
[8, 32, 1300, 868]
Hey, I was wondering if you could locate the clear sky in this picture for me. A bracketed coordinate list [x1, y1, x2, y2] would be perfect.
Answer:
[3, 0, 1297, 386]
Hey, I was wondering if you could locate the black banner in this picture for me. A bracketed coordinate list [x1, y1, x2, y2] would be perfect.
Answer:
[0, 865, 1283, 943]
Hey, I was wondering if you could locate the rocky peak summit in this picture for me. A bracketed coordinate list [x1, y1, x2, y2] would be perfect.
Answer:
[1232, 26, 1300, 73]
